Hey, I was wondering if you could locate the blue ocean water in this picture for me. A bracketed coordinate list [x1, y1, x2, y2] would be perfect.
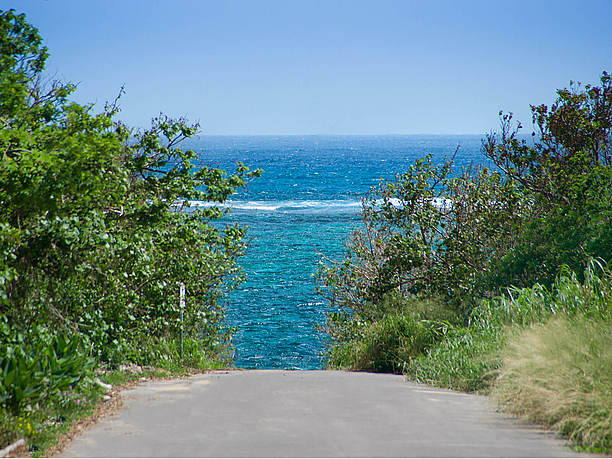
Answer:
[188, 135, 488, 369]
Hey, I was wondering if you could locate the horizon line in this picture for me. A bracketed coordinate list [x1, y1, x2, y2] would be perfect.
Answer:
[190, 132, 493, 137]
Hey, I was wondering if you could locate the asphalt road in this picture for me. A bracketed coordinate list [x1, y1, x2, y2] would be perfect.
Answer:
[61, 370, 583, 457]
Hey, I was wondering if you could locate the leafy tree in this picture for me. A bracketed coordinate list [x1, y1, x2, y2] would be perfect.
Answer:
[316, 154, 528, 321]
[484, 72, 612, 288]
[0, 9, 260, 366]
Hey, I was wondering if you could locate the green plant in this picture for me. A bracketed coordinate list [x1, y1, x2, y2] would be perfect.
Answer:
[324, 293, 455, 373]
[0, 9, 260, 370]
[327, 313, 450, 373]
[474, 258, 611, 330]
[406, 260, 611, 396]
[0, 9, 263, 454]
[483, 73, 612, 289]
[316, 154, 528, 319]
[0, 348, 45, 415]
[120, 335, 231, 371]
[318, 73, 611, 370]
[0, 320, 96, 415]
[406, 325, 504, 393]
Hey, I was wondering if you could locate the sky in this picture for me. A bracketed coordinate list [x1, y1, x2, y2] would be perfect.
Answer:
[7, 0, 612, 135]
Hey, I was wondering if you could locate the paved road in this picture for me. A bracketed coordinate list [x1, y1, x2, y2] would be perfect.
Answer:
[62, 370, 582, 457]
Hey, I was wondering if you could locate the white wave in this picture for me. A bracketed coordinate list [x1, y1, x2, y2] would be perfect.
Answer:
[431, 198, 453, 210]
[179, 199, 362, 212]
[373, 197, 453, 210]
[177, 197, 452, 213]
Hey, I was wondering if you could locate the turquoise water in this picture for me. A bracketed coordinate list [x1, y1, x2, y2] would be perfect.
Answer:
[189, 135, 487, 369]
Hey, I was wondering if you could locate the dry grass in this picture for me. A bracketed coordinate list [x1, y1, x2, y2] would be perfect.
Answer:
[492, 316, 612, 453]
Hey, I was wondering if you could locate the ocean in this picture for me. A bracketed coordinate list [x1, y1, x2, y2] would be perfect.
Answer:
[187, 135, 488, 369]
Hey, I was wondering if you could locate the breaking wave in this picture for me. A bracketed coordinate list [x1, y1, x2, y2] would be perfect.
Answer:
[177, 197, 453, 213]
[180, 199, 363, 213]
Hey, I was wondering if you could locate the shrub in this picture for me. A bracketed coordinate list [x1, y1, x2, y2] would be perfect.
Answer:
[327, 313, 450, 373]
[316, 155, 528, 318]
[121, 335, 231, 371]
[0, 9, 260, 368]
[318, 73, 611, 367]
[324, 294, 456, 373]
[474, 258, 611, 329]
[483, 72, 612, 289]
[407, 260, 611, 395]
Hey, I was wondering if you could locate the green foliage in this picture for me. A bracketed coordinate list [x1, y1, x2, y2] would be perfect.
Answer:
[0, 10, 263, 449]
[406, 325, 503, 393]
[120, 335, 230, 372]
[408, 260, 611, 399]
[474, 258, 611, 330]
[0, 380, 103, 455]
[324, 293, 458, 373]
[327, 312, 451, 373]
[0, 317, 96, 415]
[318, 72, 611, 384]
[0, 8, 261, 372]
[316, 153, 529, 322]
[483, 72, 612, 288]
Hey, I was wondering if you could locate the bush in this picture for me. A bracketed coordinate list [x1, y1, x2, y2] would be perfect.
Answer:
[324, 294, 457, 373]
[120, 335, 231, 372]
[327, 313, 451, 373]
[0, 9, 260, 368]
[318, 73, 611, 368]
[406, 260, 611, 395]
[483, 73, 612, 289]
[316, 156, 529, 318]
[0, 10, 261, 450]
[474, 258, 611, 329]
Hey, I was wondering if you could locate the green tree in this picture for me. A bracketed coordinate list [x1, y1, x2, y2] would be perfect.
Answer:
[483, 72, 612, 288]
[316, 154, 528, 323]
[0, 9, 260, 365]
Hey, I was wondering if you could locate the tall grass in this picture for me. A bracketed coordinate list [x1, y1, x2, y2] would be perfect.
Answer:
[406, 325, 503, 393]
[474, 258, 610, 327]
[493, 317, 612, 453]
[408, 259, 612, 452]
[488, 260, 612, 453]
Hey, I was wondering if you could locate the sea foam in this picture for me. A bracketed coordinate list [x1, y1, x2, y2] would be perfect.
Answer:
[182, 199, 362, 213]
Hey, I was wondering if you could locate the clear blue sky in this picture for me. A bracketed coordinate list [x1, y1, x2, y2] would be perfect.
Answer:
[8, 0, 612, 135]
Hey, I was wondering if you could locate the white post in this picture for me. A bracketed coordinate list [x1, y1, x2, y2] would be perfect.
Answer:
[179, 282, 185, 360]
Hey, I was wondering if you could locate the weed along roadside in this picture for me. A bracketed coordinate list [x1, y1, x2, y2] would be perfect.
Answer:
[39, 366, 197, 458]
[0, 362, 212, 457]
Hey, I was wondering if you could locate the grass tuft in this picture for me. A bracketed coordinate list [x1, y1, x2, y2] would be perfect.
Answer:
[492, 316, 612, 453]
[405, 325, 504, 393]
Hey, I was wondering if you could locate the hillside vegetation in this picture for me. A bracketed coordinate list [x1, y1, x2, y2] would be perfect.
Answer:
[317, 72, 612, 452]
